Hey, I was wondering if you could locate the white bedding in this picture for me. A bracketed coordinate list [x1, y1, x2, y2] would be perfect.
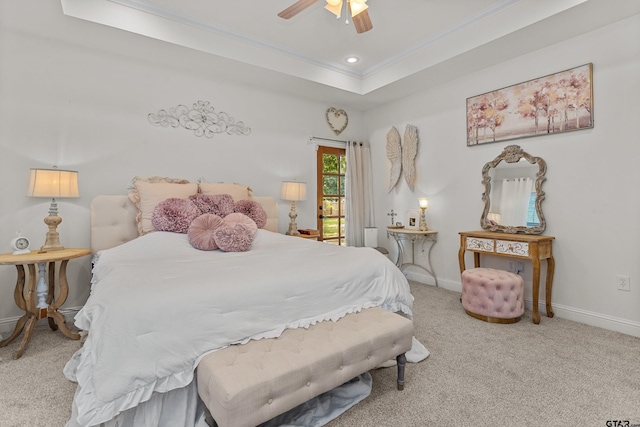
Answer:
[64, 230, 414, 426]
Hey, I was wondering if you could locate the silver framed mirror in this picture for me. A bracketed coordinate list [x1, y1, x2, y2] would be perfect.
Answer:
[481, 145, 547, 234]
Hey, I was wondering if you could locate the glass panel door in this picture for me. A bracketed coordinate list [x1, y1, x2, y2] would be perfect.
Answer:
[317, 146, 346, 245]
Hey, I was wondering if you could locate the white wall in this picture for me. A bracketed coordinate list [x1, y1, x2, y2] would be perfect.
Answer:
[1, 2, 638, 338]
[0, 2, 364, 332]
[365, 14, 640, 336]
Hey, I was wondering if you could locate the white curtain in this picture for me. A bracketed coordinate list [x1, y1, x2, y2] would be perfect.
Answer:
[345, 141, 375, 247]
[499, 177, 533, 226]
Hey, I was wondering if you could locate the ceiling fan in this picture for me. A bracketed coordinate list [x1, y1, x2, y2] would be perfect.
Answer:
[278, 0, 373, 34]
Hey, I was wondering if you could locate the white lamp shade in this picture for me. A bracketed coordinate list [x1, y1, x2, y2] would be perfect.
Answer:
[28, 168, 79, 198]
[350, 1, 368, 17]
[324, 1, 342, 17]
[487, 212, 502, 223]
[281, 181, 307, 202]
[419, 198, 429, 208]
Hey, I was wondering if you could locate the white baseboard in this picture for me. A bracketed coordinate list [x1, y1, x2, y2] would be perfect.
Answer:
[4, 280, 640, 341]
[0, 307, 82, 339]
[405, 271, 640, 339]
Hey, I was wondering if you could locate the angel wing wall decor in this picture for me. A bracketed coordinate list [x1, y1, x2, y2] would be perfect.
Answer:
[402, 125, 419, 191]
[386, 126, 402, 192]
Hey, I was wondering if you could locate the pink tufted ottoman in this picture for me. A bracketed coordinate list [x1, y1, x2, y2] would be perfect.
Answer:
[461, 267, 524, 323]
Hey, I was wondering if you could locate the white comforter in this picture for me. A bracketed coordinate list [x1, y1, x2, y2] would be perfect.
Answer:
[65, 230, 414, 426]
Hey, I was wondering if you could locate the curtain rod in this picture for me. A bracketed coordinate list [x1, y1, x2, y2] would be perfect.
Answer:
[308, 136, 348, 144]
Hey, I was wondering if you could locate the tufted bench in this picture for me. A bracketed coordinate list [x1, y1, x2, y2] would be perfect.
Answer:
[196, 307, 414, 427]
[461, 267, 524, 323]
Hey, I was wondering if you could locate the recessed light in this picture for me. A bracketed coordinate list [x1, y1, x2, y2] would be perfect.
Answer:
[346, 56, 359, 64]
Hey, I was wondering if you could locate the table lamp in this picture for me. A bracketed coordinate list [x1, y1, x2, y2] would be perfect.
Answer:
[27, 168, 79, 251]
[281, 181, 307, 236]
[418, 197, 429, 231]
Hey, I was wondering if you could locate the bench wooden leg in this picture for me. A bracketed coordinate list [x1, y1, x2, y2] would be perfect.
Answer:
[396, 353, 406, 390]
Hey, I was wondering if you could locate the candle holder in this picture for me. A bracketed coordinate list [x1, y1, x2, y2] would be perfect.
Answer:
[418, 198, 429, 231]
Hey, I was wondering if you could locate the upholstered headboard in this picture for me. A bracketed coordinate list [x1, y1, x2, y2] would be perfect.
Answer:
[90, 195, 278, 254]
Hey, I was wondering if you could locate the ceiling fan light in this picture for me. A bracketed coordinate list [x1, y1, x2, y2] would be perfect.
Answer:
[324, 1, 342, 18]
[350, 2, 368, 17]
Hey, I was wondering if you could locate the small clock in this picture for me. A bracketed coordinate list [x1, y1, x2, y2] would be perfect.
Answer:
[11, 235, 31, 255]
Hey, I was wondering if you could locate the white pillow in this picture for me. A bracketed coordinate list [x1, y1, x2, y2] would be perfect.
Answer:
[129, 177, 198, 235]
[199, 182, 252, 201]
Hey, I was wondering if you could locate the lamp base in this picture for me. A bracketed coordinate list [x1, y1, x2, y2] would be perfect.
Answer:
[419, 207, 428, 232]
[286, 222, 299, 236]
[40, 215, 64, 252]
[285, 201, 300, 236]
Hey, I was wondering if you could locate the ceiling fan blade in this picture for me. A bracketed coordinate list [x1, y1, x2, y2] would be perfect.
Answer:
[278, 0, 319, 19]
[352, 9, 373, 34]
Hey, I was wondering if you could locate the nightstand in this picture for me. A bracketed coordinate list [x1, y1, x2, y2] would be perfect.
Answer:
[296, 234, 319, 240]
[295, 230, 319, 240]
[0, 248, 91, 359]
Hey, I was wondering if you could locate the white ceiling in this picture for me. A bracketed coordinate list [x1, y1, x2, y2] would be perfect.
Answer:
[60, 0, 640, 110]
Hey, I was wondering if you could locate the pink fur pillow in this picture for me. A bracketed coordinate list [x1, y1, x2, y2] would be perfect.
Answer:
[152, 198, 200, 233]
[188, 214, 224, 251]
[189, 193, 235, 217]
[129, 176, 198, 235]
[234, 199, 267, 229]
[214, 213, 258, 252]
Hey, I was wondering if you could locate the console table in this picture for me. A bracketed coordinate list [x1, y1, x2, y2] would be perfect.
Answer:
[0, 248, 91, 358]
[387, 228, 438, 286]
[458, 231, 555, 324]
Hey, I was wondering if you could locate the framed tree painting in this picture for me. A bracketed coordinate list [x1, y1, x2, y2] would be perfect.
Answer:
[466, 63, 593, 146]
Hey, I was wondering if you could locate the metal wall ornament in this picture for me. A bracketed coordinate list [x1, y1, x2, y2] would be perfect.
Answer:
[326, 107, 348, 135]
[148, 101, 251, 138]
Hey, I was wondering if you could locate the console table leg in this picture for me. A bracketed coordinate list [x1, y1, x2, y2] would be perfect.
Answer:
[545, 256, 555, 318]
[532, 257, 541, 324]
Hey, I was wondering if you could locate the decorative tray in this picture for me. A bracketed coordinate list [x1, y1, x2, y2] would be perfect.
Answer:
[387, 225, 405, 229]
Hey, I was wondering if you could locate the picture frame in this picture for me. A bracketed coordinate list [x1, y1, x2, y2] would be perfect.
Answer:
[406, 210, 419, 230]
[466, 63, 593, 146]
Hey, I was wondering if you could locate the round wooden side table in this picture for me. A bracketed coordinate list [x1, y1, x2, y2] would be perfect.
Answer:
[0, 248, 91, 359]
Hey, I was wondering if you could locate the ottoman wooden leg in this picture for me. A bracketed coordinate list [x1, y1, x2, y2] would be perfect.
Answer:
[396, 353, 406, 390]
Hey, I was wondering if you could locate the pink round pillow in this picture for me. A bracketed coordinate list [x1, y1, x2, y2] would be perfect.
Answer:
[188, 214, 224, 250]
[213, 213, 258, 252]
[234, 199, 267, 229]
[189, 193, 235, 217]
[152, 198, 200, 233]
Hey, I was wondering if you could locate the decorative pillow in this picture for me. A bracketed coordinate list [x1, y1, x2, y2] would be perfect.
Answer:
[213, 213, 258, 252]
[189, 193, 235, 217]
[188, 214, 224, 250]
[129, 176, 198, 235]
[152, 198, 200, 233]
[234, 199, 267, 229]
[199, 182, 253, 201]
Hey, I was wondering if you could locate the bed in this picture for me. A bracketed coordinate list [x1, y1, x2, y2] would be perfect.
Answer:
[64, 179, 421, 427]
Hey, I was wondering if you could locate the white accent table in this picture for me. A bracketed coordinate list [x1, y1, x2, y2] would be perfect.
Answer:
[387, 227, 438, 286]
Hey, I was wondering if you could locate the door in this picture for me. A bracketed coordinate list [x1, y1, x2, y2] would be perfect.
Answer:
[317, 146, 346, 245]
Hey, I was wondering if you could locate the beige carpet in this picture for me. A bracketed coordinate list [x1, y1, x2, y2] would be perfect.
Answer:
[1, 282, 639, 427]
